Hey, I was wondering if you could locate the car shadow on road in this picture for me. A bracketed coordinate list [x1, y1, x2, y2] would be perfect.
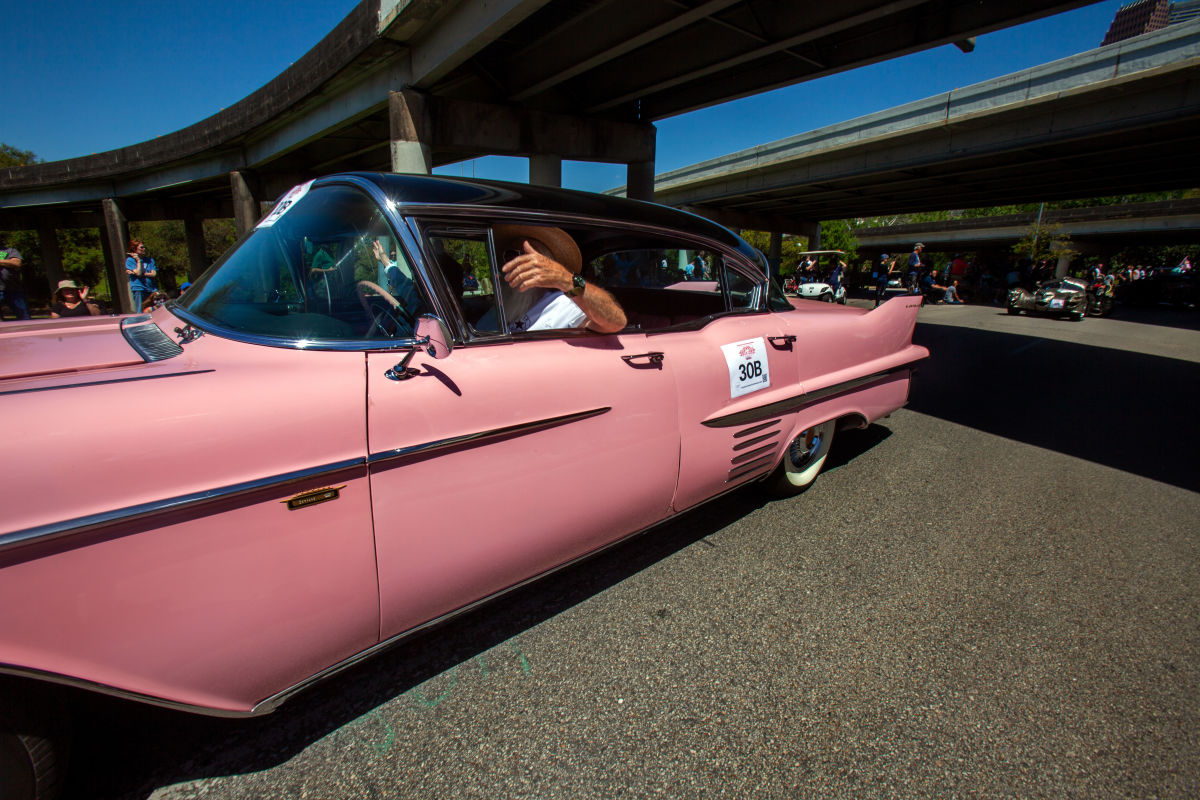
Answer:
[58, 427, 882, 800]
[909, 320, 1199, 493]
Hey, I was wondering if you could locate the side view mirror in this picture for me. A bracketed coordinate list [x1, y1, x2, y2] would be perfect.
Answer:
[414, 314, 452, 359]
[385, 314, 453, 381]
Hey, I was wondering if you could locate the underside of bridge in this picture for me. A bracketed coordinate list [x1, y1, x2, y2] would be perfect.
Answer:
[0, 0, 1102, 311]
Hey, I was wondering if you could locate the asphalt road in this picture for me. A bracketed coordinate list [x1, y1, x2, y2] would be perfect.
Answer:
[65, 301, 1200, 800]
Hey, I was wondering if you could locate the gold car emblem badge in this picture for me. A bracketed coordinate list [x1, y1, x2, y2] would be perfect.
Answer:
[282, 485, 346, 511]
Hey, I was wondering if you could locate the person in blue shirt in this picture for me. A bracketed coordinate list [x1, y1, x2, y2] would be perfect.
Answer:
[0, 241, 30, 320]
[906, 243, 924, 294]
[125, 240, 157, 313]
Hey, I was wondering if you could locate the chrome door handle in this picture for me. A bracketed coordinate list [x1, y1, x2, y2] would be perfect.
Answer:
[768, 335, 797, 348]
[621, 351, 665, 368]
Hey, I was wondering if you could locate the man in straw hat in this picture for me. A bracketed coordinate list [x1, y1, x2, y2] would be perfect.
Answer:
[490, 223, 626, 333]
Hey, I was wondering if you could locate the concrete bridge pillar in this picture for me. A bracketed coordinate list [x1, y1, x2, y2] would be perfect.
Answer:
[36, 221, 64, 293]
[529, 154, 562, 187]
[231, 171, 263, 236]
[768, 232, 783, 281]
[100, 198, 134, 314]
[797, 220, 821, 251]
[185, 215, 208, 280]
[389, 90, 433, 175]
[627, 161, 655, 202]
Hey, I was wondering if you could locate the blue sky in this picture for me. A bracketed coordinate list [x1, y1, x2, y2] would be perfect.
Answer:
[2, 0, 1125, 193]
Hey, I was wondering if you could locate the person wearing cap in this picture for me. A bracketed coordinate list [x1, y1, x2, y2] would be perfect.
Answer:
[178, 281, 192, 298]
[50, 280, 100, 318]
[488, 224, 626, 334]
[874, 253, 892, 307]
[906, 243, 924, 295]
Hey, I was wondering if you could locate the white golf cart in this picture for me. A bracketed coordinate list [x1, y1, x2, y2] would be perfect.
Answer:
[782, 250, 847, 304]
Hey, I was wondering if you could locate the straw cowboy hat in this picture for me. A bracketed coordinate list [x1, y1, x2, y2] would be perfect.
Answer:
[492, 224, 582, 274]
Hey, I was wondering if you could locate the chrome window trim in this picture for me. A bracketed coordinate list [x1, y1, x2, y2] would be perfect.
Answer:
[0, 458, 366, 554]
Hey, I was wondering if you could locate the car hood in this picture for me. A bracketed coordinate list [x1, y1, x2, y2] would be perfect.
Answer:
[0, 315, 146, 382]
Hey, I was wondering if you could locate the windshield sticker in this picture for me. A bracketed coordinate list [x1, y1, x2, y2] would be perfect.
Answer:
[257, 180, 314, 229]
[721, 337, 771, 398]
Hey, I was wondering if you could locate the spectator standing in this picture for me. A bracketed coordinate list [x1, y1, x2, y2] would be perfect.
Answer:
[49, 280, 100, 317]
[126, 240, 157, 313]
[874, 253, 891, 307]
[906, 243, 924, 294]
[0, 240, 31, 320]
[828, 259, 845, 296]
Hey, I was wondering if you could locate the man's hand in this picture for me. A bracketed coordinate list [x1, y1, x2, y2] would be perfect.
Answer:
[501, 240, 572, 294]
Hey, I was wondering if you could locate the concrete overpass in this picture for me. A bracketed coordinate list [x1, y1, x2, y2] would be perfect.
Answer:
[852, 198, 1200, 254]
[650, 20, 1200, 241]
[1, 0, 1093, 311]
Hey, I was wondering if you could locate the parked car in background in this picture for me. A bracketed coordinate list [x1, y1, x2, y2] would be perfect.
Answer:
[1118, 266, 1199, 308]
[0, 174, 928, 799]
[1007, 277, 1088, 320]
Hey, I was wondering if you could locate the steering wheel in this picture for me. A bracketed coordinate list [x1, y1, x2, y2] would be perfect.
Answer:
[356, 280, 415, 338]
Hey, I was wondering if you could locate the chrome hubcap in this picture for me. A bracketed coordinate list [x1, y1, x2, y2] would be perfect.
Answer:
[787, 429, 821, 469]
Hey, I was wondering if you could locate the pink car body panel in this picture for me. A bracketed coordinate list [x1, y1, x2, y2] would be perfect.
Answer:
[0, 308, 380, 712]
[0, 175, 929, 720]
[366, 332, 679, 639]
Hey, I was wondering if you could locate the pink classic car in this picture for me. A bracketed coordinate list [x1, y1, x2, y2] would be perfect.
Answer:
[0, 174, 927, 798]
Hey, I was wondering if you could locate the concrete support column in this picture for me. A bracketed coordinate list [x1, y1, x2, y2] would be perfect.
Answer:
[529, 154, 562, 187]
[1055, 253, 1072, 279]
[37, 221, 64, 292]
[626, 161, 655, 202]
[100, 199, 133, 314]
[389, 90, 433, 175]
[185, 215, 208, 280]
[768, 232, 783, 282]
[230, 171, 262, 236]
[797, 220, 821, 251]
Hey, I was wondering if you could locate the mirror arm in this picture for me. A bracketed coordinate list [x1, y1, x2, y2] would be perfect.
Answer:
[384, 335, 431, 381]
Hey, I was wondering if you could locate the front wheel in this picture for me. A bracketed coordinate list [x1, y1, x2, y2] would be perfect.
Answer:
[1007, 306, 1021, 315]
[766, 420, 835, 497]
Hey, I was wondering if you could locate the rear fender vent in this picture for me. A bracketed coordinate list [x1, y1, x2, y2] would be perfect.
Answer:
[728, 418, 783, 482]
[121, 319, 184, 363]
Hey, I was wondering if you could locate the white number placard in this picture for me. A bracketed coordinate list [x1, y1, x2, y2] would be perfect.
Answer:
[256, 180, 314, 229]
[721, 337, 771, 398]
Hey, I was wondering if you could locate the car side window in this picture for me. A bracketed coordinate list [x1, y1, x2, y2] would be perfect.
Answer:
[586, 241, 762, 331]
[424, 231, 498, 334]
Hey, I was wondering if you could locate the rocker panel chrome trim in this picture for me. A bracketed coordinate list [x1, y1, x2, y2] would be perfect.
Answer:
[702, 362, 921, 429]
[368, 407, 611, 467]
[0, 458, 366, 553]
[0, 369, 216, 397]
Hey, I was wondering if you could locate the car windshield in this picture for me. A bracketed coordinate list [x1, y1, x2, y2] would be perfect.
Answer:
[180, 183, 429, 345]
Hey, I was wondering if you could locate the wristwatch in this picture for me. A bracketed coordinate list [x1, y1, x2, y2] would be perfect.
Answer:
[568, 274, 586, 297]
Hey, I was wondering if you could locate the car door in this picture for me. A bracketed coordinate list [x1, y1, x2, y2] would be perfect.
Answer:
[628, 253, 801, 512]
[365, 224, 679, 641]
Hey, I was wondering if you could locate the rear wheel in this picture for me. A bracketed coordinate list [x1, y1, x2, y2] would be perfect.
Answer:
[766, 421, 835, 497]
[1007, 306, 1021, 315]
[0, 687, 69, 800]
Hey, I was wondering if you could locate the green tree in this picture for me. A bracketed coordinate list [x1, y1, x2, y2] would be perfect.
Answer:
[1012, 220, 1075, 264]
[0, 144, 39, 168]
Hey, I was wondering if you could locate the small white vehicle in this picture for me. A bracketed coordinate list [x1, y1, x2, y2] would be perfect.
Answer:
[784, 250, 847, 304]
